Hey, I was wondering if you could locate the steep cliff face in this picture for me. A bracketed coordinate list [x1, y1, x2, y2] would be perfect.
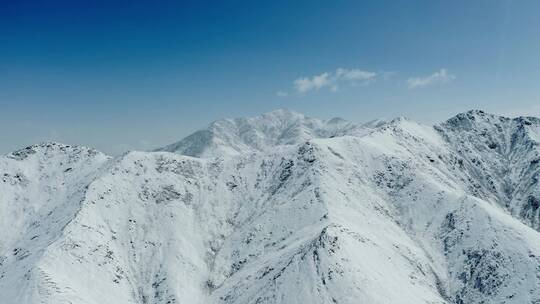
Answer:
[1, 110, 540, 304]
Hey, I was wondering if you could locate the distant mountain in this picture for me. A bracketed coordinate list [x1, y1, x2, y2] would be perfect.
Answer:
[1, 110, 540, 304]
[155, 109, 371, 157]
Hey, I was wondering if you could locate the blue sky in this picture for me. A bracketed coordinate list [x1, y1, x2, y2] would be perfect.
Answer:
[1, 0, 540, 154]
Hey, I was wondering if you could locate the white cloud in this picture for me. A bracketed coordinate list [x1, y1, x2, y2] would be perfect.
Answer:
[407, 69, 455, 89]
[294, 72, 331, 93]
[335, 68, 376, 82]
[291, 68, 377, 94]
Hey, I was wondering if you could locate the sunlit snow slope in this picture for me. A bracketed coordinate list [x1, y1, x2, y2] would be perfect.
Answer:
[1, 109, 540, 304]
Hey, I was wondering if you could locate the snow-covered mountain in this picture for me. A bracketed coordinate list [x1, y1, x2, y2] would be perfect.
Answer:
[155, 109, 372, 157]
[1, 109, 540, 304]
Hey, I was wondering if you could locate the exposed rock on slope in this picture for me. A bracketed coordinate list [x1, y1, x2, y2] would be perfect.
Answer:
[1, 110, 540, 304]
[436, 110, 540, 230]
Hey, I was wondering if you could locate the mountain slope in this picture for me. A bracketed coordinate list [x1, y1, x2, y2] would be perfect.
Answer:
[1, 110, 540, 304]
[436, 110, 540, 230]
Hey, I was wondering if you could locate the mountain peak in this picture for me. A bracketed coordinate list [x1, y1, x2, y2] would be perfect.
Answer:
[155, 109, 362, 157]
[465, 109, 487, 115]
[326, 117, 348, 125]
[440, 109, 540, 134]
[441, 109, 508, 131]
[6, 142, 102, 161]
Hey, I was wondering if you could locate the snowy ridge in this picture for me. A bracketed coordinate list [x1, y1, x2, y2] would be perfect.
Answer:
[1, 110, 540, 304]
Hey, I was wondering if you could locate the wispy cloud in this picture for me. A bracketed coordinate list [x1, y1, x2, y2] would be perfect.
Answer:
[278, 68, 377, 96]
[294, 72, 332, 93]
[335, 68, 377, 83]
[407, 68, 455, 89]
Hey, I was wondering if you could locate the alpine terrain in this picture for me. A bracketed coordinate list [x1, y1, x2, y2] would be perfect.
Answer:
[1, 109, 540, 304]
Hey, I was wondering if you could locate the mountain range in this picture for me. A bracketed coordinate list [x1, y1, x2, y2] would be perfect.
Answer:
[1, 109, 540, 304]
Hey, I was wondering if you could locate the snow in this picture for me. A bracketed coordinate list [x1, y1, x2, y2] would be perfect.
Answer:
[529, 124, 540, 142]
[1, 110, 540, 304]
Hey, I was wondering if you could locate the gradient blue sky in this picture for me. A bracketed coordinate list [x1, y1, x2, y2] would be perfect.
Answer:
[1, 0, 540, 154]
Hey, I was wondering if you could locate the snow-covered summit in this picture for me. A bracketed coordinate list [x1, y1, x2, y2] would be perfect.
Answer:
[155, 109, 366, 157]
[6, 142, 103, 161]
